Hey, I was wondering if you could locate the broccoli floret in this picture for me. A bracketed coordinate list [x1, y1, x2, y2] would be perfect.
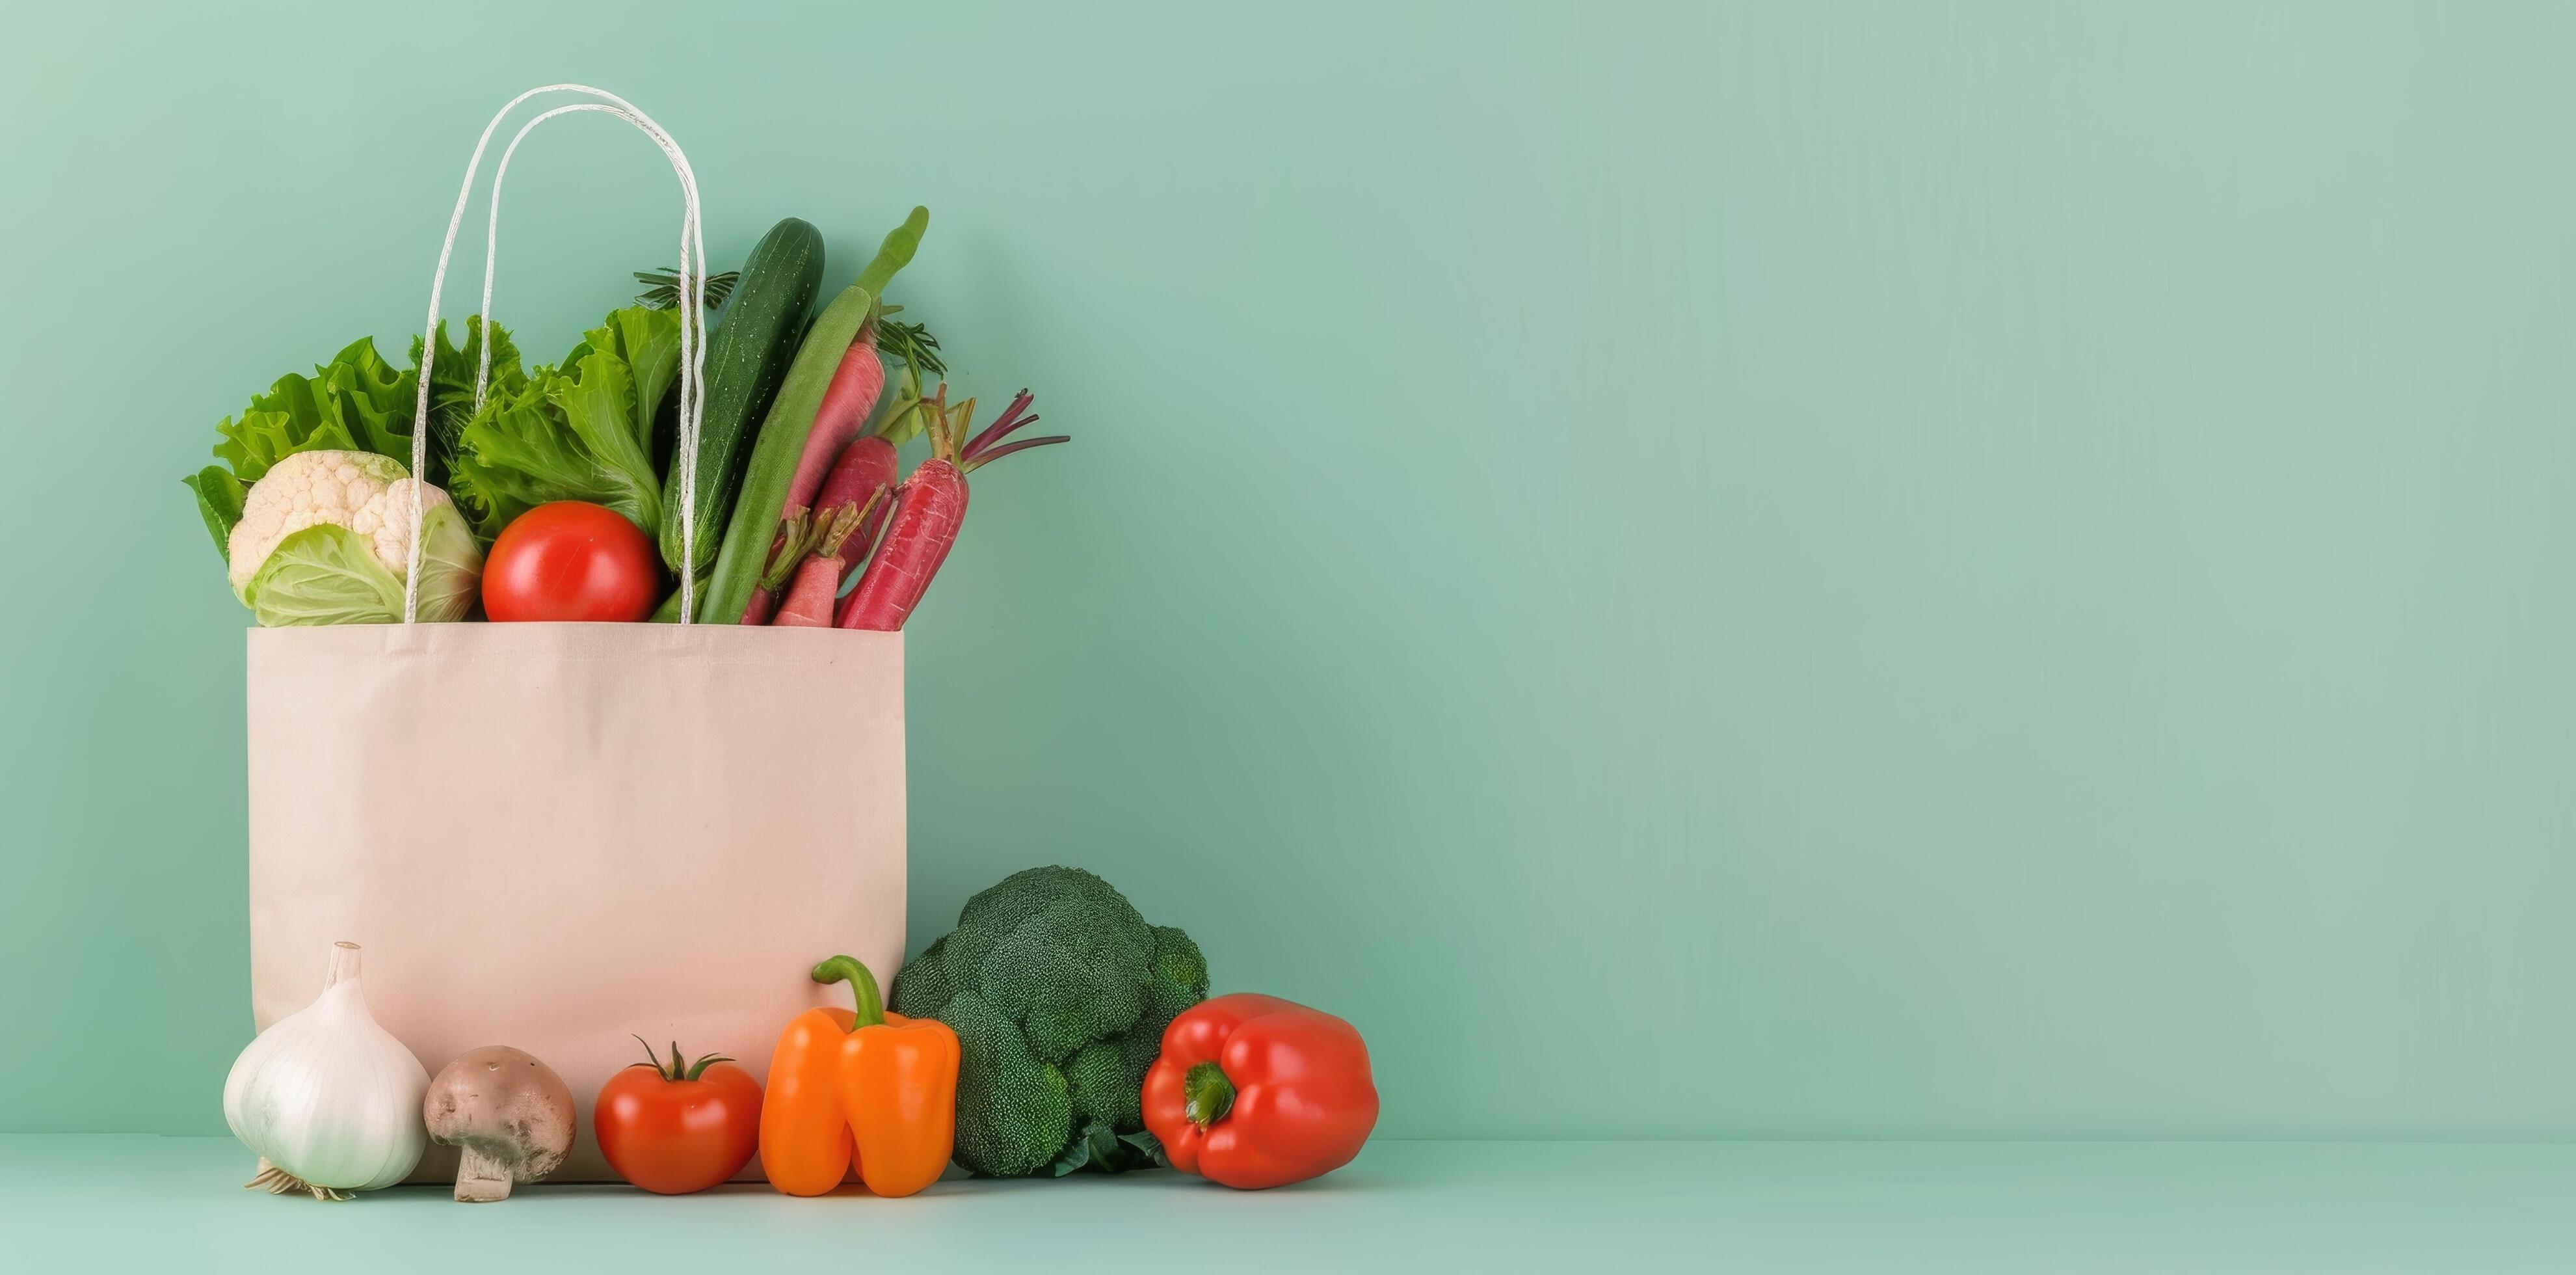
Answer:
[891, 866, 1210, 1177]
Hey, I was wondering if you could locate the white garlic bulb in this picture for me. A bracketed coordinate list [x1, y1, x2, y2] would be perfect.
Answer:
[223, 941, 429, 1199]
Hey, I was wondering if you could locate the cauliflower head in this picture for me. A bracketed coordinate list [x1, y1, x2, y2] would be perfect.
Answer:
[228, 450, 408, 595]
[227, 449, 483, 624]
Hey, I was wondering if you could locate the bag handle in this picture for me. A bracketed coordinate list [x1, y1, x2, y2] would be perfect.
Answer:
[404, 85, 709, 623]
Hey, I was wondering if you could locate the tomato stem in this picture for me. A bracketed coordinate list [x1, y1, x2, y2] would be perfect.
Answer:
[628, 1033, 732, 1082]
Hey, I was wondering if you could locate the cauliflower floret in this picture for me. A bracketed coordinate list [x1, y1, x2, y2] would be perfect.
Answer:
[227, 450, 451, 597]
[371, 478, 455, 580]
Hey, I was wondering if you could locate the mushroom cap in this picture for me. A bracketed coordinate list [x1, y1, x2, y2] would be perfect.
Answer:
[423, 1045, 576, 1181]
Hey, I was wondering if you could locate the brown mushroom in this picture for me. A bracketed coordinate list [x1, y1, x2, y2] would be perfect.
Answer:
[423, 1045, 574, 1201]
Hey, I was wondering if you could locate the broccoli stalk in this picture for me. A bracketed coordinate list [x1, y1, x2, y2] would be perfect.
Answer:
[890, 866, 1209, 1176]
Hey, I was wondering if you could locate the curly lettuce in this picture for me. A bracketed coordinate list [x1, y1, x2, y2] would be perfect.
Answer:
[447, 307, 679, 542]
[414, 317, 525, 489]
[183, 319, 518, 563]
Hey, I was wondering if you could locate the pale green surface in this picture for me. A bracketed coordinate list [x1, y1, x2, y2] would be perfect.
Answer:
[7, 1136, 2576, 1272]
[7, 1, 2576, 1142]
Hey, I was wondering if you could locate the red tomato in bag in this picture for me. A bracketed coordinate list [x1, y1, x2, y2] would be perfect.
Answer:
[483, 501, 660, 622]
[596, 1039, 764, 1194]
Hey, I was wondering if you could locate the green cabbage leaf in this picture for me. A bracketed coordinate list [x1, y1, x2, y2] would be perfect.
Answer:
[447, 307, 678, 543]
[240, 502, 483, 626]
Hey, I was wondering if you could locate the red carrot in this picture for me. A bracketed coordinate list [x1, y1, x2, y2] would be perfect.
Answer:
[749, 384, 910, 624]
[836, 388, 1066, 631]
[753, 317, 936, 602]
[788, 330, 888, 515]
[772, 498, 871, 627]
[816, 435, 901, 586]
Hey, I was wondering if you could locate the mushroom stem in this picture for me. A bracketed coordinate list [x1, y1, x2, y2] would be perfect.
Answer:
[453, 1146, 516, 1202]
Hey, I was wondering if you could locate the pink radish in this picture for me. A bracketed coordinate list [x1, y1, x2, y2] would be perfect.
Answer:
[773, 496, 875, 627]
[786, 334, 888, 515]
[819, 435, 901, 589]
[741, 510, 814, 625]
[837, 388, 1065, 632]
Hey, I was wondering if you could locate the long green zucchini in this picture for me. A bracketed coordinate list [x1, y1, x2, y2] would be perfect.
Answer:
[660, 217, 826, 576]
[697, 207, 927, 623]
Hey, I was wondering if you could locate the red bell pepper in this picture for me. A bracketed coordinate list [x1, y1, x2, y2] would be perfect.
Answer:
[1141, 993, 1379, 1189]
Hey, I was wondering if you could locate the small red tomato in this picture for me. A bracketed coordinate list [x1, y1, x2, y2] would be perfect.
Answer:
[596, 1037, 764, 1194]
[483, 501, 661, 622]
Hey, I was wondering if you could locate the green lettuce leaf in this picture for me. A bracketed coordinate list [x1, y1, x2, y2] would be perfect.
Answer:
[191, 321, 515, 601]
[210, 337, 415, 483]
[212, 371, 358, 483]
[413, 317, 524, 495]
[181, 466, 245, 563]
[316, 336, 414, 458]
[241, 524, 406, 626]
[450, 307, 678, 542]
[193, 319, 518, 506]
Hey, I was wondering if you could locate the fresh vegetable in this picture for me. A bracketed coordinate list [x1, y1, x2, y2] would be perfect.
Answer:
[413, 317, 524, 490]
[481, 501, 663, 623]
[227, 450, 482, 626]
[888, 866, 1206, 1177]
[783, 331, 888, 522]
[792, 307, 941, 592]
[739, 336, 888, 619]
[187, 465, 246, 556]
[209, 338, 411, 479]
[837, 388, 1067, 631]
[646, 575, 705, 623]
[1142, 994, 1380, 1190]
[816, 434, 902, 592]
[224, 942, 429, 1200]
[698, 208, 927, 623]
[778, 435, 912, 618]
[740, 394, 909, 623]
[873, 310, 946, 397]
[761, 956, 959, 1198]
[772, 498, 873, 627]
[595, 1037, 763, 1194]
[184, 319, 514, 562]
[423, 1046, 575, 1203]
[634, 267, 741, 312]
[739, 510, 814, 625]
[449, 307, 680, 544]
[788, 306, 953, 597]
[660, 218, 827, 578]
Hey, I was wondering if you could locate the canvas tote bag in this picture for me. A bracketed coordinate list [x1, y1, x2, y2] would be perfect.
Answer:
[246, 86, 904, 1184]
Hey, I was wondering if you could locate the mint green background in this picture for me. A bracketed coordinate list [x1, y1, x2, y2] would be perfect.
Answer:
[5, 1, 2571, 1140]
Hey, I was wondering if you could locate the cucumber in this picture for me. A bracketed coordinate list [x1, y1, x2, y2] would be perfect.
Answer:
[698, 207, 927, 624]
[660, 217, 827, 576]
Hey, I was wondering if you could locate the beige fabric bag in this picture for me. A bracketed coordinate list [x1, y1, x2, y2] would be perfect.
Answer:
[243, 87, 904, 1184]
[248, 626, 904, 1183]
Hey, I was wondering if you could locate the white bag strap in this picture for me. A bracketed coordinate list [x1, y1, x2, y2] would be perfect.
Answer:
[404, 84, 708, 623]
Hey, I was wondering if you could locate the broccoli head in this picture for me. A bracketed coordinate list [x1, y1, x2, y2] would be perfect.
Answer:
[891, 866, 1208, 1176]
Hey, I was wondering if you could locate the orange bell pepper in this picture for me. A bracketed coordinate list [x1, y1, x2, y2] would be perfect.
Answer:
[759, 954, 959, 1197]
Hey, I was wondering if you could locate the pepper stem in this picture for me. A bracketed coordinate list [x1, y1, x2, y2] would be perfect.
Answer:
[811, 955, 886, 1029]
[1183, 1061, 1235, 1129]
